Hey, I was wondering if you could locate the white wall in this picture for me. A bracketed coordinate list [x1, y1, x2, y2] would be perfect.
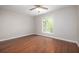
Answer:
[76, 6, 79, 43]
[35, 6, 78, 43]
[0, 9, 35, 41]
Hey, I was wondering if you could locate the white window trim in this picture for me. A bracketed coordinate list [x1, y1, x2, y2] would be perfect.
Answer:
[42, 17, 53, 34]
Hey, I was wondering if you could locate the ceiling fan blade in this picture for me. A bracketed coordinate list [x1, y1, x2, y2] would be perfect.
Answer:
[40, 6, 48, 10]
[35, 5, 41, 7]
[29, 7, 37, 10]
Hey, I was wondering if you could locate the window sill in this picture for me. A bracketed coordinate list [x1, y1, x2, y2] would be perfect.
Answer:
[42, 32, 54, 35]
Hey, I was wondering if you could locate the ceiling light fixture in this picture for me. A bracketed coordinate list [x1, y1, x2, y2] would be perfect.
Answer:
[29, 5, 48, 13]
[35, 7, 47, 13]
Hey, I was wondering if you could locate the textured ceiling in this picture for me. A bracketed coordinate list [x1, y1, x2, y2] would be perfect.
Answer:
[0, 5, 71, 16]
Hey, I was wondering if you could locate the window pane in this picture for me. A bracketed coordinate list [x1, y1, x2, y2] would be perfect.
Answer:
[42, 17, 53, 33]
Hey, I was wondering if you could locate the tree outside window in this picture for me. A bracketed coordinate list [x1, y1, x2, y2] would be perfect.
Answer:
[42, 17, 54, 33]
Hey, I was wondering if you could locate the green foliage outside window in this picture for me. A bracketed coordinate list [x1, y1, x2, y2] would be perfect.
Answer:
[42, 17, 54, 33]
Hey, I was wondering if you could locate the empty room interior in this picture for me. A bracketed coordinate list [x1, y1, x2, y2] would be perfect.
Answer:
[0, 5, 79, 53]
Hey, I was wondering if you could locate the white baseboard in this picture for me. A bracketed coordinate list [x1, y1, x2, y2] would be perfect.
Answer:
[0, 33, 79, 47]
[0, 33, 34, 41]
[37, 34, 79, 47]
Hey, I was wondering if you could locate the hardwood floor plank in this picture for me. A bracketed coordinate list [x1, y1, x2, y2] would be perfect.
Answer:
[0, 35, 78, 53]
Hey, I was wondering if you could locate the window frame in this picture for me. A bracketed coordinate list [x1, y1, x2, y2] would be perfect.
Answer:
[42, 17, 54, 34]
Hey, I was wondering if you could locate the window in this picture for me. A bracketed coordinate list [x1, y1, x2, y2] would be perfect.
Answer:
[42, 17, 54, 33]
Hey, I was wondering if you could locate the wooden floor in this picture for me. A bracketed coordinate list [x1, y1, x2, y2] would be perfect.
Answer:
[0, 34, 79, 53]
